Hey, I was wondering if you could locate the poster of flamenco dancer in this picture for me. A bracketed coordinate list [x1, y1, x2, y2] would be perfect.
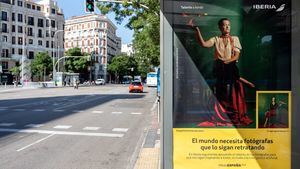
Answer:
[172, 0, 291, 129]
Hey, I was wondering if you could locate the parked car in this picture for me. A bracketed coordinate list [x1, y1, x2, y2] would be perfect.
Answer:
[95, 79, 105, 85]
[129, 81, 143, 93]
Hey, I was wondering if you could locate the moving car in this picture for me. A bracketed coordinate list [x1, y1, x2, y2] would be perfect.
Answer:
[129, 81, 143, 93]
[95, 79, 105, 85]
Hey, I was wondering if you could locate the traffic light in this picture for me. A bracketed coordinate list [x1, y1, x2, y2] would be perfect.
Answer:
[85, 0, 95, 13]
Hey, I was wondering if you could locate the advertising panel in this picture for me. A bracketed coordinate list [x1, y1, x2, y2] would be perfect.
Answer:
[163, 0, 296, 168]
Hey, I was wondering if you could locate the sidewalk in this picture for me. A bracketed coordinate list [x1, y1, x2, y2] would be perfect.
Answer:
[134, 99, 160, 169]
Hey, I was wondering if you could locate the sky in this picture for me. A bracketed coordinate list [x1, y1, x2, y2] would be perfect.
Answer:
[56, 0, 134, 44]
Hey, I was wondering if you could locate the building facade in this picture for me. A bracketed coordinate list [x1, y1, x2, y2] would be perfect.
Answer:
[64, 14, 121, 81]
[121, 43, 134, 56]
[0, 0, 64, 83]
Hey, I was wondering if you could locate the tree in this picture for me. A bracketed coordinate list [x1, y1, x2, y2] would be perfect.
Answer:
[97, 0, 160, 71]
[64, 48, 90, 73]
[108, 53, 138, 83]
[31, 52, 52, 81]
[9, 65, 20, 82]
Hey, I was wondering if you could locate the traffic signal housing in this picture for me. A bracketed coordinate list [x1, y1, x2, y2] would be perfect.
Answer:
[85, 0, 95, 13]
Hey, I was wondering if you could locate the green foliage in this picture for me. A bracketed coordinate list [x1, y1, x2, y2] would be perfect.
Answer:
[97, 0, 160, 71]
[108, 53, 138, 83]
[64, 48, 90, 73]
[9, 65, 20, 81]
[30, 52, 52, 81]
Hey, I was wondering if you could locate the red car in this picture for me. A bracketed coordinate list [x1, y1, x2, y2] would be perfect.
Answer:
[129, 81, 143, 93]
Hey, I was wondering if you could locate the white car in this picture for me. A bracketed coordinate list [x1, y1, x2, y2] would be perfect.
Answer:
[95, 79, 105, 85]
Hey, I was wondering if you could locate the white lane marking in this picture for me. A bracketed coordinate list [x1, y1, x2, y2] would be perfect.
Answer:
[131, 112, 142, 115]
[112, 128, 128, 132]
[72, 110, 84, 113]
[83, 127, 100, 131]
[112, 112, 123, 114]
[0, 123, 16, 127]
[53, 125, 72, 129]
[0, 109, 7, 111]
[92, 111, 103, 114]
[25, 124, 44, 128]
[53, 109, 64, 112]
[151, 98, 158, 111]
[14, 109, 25, 111]
[16, 133, 55, 152]
[33, 109, 45, 112]
[0, 107, 8, 109]
[0, 128, 124, 137]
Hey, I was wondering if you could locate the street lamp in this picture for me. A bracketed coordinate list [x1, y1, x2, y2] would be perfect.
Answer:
[52, 29, 64, 80]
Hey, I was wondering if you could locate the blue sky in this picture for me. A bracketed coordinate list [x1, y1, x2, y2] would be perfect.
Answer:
[56, 0, 133, 44]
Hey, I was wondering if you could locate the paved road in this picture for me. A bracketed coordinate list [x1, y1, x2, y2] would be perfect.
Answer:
[0, 85, 158, 169]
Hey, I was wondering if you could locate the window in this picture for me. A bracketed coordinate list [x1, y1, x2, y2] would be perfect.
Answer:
[12, 0, 15, 5]
[12, 13, 15, 21]
[2, 36, 7, 42]
[37, 6, 41, 11]
[12, 25, 15, 32]
[46, 19, 49, 27]
[28, 51, 34, 59]
[18, 26, 22, 33]
[32, 5, 35, 10]
[18, 37, 23, 45]
[1, 23, 7, 33]
[38, 40, 42, 46]
[37, 18, 44, 27]
[51, 8, 56, 14]
[46, 30, 49, 37]
[12, 37, 16, 44]
[51, 41, 54, 48]
[51, 20, 55, 28]
[2, 62, 8, 70]
[28, 16, 34, 26]
[18, 48, 22, 55]
[38, 29, 43, 38]
[12, 48, 15, 55]
[51, 31, 55, 37]
[1, 11, 8, 21]
[29, 39, 33, 45]
[46, 41, 49, 48]
[1, 49, 9, 58]
[26, 4, 31, 9]
[27, 27, 33, 36]
[18, 13, 23, 22]
[17, 0, 23, 7]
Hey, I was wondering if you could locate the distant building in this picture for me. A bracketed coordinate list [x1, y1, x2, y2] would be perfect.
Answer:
[0, 0, 65, 83]
[121, 43, 134, 56]
[64, 14, 122, 81]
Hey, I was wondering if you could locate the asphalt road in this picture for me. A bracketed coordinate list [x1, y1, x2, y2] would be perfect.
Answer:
[0, 85, 158, 169]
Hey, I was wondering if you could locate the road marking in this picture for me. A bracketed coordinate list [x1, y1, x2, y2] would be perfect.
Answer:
[0, 107, 8, 109]
[0, 109, 7, 111]
[0, 123, 16, 127]
[112, 112, 123, 114]
[72, 110, 84, 113]
[14, 109, 25, 111]
[53, 125, 72, 129]
[25, 124, 44, 128]
[33, 109, 45, 112]
[83, 127, 100, 131]
[131, 112, 142, 115]
[16, 133, 55, 152]
[55, 96, 106, 110]
[151, 98, 158, 111]
[112, 128, 128, 132]
[53, 109, 64, 112]
[92, 111, 103, 114]
[0, 128, 124, 137]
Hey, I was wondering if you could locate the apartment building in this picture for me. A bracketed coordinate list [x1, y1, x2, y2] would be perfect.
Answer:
[64, 14, 121, 81]
[0, 0, 64, 83]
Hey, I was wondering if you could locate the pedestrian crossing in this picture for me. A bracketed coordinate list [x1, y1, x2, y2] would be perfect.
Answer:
[0, 122, 130, 133]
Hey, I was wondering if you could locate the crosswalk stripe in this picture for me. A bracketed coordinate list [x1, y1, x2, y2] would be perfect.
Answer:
[53, 109, 64, 112]
[131, 112, 142, 115]
[33, 109, 45, 112]
[53, 125, 72, 129]
[83, 127, 100, 131]
[92, 111, 104, 114]
[0, 123, 16, 127]
[112, 112, 123, 114]
[25, 124, 44, 128]
[112, 128, 128, 132]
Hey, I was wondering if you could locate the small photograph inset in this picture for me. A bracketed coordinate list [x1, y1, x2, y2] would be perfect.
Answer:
[257, 91, 290, 128]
